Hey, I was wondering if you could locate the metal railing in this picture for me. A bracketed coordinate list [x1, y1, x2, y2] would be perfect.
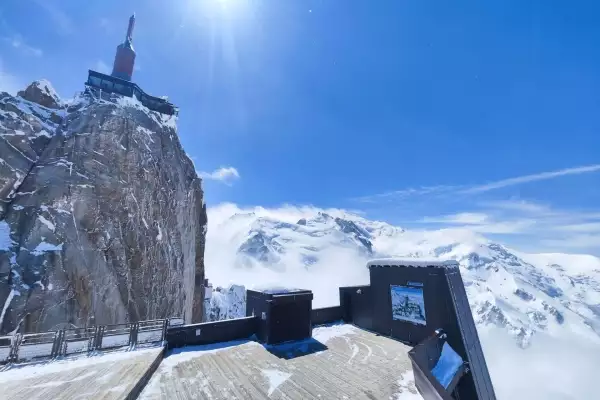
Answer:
[0, 317, 177, 364]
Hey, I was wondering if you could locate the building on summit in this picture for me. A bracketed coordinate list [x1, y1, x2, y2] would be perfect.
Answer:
[85, 14, 178, 116]
[111, 13, 137, 81]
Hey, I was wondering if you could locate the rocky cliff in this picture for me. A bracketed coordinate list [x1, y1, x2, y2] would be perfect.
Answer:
[0, 80, 207, 334]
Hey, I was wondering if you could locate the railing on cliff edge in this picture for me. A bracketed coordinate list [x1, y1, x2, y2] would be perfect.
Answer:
[0, 317, 177, 364]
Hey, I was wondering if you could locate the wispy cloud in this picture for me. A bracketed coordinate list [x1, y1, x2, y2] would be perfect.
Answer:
[352, 185, 456, 203]
[462, 164, 600, 194]
[419, 199, 600, 254]
[422, 212, 489, 225]
[354, 164, 600, 206]
[4, 35, 42, 57]
[199, 167, 240, 185]
[35, 0, 74, 35]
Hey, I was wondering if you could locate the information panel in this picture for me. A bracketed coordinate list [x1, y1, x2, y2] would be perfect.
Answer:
[390, 285, 427, 325]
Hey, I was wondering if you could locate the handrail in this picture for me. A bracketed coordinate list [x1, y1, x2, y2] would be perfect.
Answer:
[1, 317, 175, 364]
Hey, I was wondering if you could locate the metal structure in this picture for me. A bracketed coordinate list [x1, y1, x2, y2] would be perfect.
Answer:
[361, 258, 497, 400]
[85, 70, 178, 116]
[85, 14, 178, 116]
[111, 14, 136, 81]
[0, 318, 173, 364]
[246, 288, 313, 345]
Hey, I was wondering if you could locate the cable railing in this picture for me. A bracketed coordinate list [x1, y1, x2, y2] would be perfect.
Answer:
[0, 317, 178, 364]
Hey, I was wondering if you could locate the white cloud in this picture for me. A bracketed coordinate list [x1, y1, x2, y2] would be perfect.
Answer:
[4, 35, 43, 57]
[352, 185, 455, 203]
[422, 212, 489, 224]
[482, 199, 555, 215]
[206, 203, 370, 308]
[558, 222, 600, 233]
[94, 60, 110, 74]
[199, 167, 240, 184]
[354, 164, 600, 203]
[418, 199, 600, 254]
[462, 164, 600, 194]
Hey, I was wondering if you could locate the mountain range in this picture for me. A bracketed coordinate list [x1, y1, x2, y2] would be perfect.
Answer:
[204, 203, 600, 399]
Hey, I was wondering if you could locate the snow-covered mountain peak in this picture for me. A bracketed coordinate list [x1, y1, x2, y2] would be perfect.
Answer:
[17, 80, 63, 110]
[206, 205, 600, 350]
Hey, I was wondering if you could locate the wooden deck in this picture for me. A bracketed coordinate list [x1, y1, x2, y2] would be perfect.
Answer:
[140, 324, 422, 400]
[0, 346, 164, 400]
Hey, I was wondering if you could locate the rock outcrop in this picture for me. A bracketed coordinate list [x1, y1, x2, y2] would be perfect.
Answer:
[0, 81, 207, 334]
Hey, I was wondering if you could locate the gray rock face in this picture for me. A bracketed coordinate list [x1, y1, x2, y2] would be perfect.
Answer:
[17, 80, 62, 110]
[0, 82, 207, 334]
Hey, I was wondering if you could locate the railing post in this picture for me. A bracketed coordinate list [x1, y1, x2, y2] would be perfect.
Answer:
[51, 330, 61, 358]
[8, 333, 22, 363]
[87, 326, 99, 353]
[128, 322, 139, 349]
[61, 332, 68, 356]
[87, 327, 94, 353]
[161, 319, 169, 344]
[96, 326, 105, 350]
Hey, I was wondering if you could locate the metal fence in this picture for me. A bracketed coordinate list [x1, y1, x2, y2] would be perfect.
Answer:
[0, 318, 175, 364]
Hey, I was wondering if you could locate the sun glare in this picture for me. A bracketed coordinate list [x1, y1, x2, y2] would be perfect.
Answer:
[189, 0, 246, 17]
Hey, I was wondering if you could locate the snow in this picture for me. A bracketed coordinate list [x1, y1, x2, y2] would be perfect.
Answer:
[0, 346, 162, 383]
[101, 333, 129, 349]
[158, 339, 260, 373]
[0, 344, 9, 361]
[136, 126, 155, 143]
[18, 342, 54, 360]
[0, 289, 16, 327]
[38, 215, 56, 232]
[138, 330, 163, 344]
[431, 342, 463, 389]
[367, 258, 459, 268]
[33, 79, 60, 101]
[392, 372, 422, 400]
[31, 241, 63, 255]
[260, 369, 292, 396]
[0, 221, 12, 250]
[312, 324, 357, 344]
[34, 130, 52, 138]
[204, 285, 246, 321]
[156, 224, 162, 240]
[29, 371, 96, 388]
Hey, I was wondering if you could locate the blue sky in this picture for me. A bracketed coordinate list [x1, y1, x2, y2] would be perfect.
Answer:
[1, 0, 599, 254]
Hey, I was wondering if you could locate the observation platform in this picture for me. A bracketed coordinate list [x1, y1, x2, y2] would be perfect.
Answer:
[139, 324, 418, 400]
[0, 346, 163, 400]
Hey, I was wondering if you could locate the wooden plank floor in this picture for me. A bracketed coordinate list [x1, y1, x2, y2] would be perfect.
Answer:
[0, 346, 164, 400]
[140, 324, 422, 400]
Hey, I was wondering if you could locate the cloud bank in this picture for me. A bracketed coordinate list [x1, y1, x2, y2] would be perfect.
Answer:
[199, 166, 240, 184]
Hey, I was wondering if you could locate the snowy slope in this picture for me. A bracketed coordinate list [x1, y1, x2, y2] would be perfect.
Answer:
[205, 204, 600, 399]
